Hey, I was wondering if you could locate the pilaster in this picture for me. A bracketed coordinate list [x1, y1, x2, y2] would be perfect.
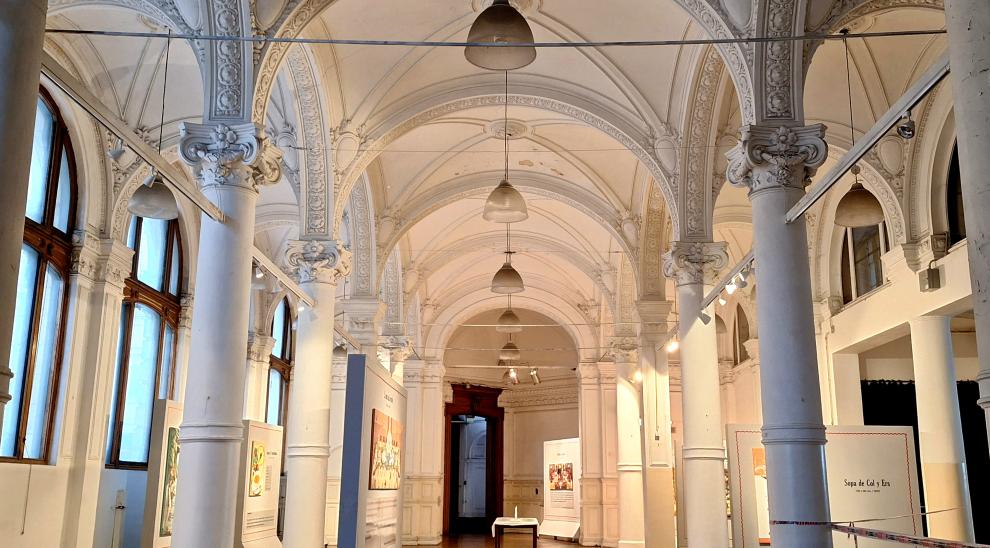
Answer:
[401, 359, 445, 545]
[244, 333, 275, 421]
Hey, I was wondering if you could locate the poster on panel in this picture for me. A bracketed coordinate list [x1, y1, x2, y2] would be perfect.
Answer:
[234, 420, 283, 548]
[727, 425, 922, 548]
[540, 438, 581, 538]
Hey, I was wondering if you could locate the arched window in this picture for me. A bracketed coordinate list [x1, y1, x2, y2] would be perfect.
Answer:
[840, 222, 888, 304]
[733, 305, 751, 366]
[2, 93, 76, 462]
[265, 298, 293, 426]
[106, 215, 182, 468]
[946, 142, 966, 246]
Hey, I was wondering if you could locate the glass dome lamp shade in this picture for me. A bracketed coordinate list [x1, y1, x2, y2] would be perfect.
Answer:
[835, 182, 885, 228]
[464, 0, 537, 71]
[500, 341, 521, 361]
[128, 171, 179, 220]
[483, 179, 528, 223]
[496, 308, 523, 333]
[491, 259, 525, 294]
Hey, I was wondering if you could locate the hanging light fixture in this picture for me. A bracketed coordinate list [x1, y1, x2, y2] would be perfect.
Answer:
[491, 224, 525, 293]
[128, 29, 178, 221]
[834, 29, 884, 228]
[465, 0, 537, 71]
[500, 340, 521, 361]
[496, 295, 523, 333]
[483, 71, 528, 222]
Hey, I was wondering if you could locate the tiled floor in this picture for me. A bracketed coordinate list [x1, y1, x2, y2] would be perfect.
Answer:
[423, 534, 577, 548]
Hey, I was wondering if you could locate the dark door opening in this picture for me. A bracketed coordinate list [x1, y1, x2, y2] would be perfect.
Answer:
[444, 385, 503, 536]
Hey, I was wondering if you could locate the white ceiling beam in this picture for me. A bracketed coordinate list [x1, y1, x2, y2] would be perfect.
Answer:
[39, 51, 225, 222]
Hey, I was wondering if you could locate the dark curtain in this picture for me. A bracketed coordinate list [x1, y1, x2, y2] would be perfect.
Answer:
[861, 380, 988, 542]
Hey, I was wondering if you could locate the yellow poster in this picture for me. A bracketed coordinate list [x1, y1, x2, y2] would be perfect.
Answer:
[250, 441, 265, 497]
[369, 409, 403, 490]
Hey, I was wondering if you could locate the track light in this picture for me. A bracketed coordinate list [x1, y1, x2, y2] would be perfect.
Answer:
[666, 339, 679, 353]
[529, 368, 540, 384]
[297, 302, 305, 313]
[254, 265, 265, 279]
[633, 369, 643, 383]
[718, 296, 727, 306]
[736, 274, 748, 290]
[699, 311, 712, 325]
[897, 112, 916, 140]
[725, 280, 738, 295]
[509, 367, 519, 383]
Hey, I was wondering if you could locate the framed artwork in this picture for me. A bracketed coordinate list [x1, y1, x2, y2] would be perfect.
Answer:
[369, 409, 403, 490]
[548, 463, 574, 491]
[250, 441, 265, 497]
[159, 427, 180, 537]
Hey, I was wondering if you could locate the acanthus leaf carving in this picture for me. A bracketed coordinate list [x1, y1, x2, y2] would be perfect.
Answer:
[662, 241, 729, 286]
[285, 239, 351, 285]
[726, 124, 828, 193]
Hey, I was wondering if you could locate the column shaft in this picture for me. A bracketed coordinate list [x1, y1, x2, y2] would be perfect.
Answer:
[945, 0, 990, 449]
[283, 280, 339, 548]
[677, 282, 729, 548]
[750, 184, 830, 547]
[616, 366, 646, 548]
[172, 183, 259, 548]
[909, 316, 975, 541]
[0, 0, 48, 431]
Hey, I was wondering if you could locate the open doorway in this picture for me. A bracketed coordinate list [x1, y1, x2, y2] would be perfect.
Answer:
[444, 385, 503, 536]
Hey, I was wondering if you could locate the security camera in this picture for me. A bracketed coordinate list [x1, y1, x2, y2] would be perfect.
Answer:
[897, 112, 916, 140]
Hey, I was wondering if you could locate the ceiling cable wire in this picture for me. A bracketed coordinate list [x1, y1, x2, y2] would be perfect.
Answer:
[44, 27, 946, 48]
[155, 29, 171, 156]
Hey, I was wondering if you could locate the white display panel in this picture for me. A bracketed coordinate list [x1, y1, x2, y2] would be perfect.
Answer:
[234, 420, 284, 548]
[727, 425, 922, 548]
[540, 438, 581, 539]
[142, 399, 183, 548]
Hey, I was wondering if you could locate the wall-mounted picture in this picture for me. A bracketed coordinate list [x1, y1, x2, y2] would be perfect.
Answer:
[250, 441, 265, 497]
[159, 427, 180, 537]
[369, 409, 403, 490]
[548, 462, 574, 491]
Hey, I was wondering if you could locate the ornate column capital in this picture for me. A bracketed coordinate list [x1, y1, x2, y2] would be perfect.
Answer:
[246, 333, 276, 363]
[179, 122, 283, 190]
[340, 297, 386, 348]
[609, 337, 639, 365]
[662, 241, 729, 286]
[726, 124, 828, 194]
[285, 239, 351, 285]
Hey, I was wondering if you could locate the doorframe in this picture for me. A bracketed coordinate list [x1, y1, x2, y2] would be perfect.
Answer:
[443, 384, 504, 535]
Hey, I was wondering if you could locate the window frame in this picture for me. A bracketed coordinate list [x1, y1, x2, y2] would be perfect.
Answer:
[1, 90, 76, 464]
[105, 217, 183, 469]
[840, 222, 889, 304]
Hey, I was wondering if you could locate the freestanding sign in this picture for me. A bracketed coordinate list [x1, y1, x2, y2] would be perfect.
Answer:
[540, 438, 581, 539]
[727, 425, 922, 548]
[234, 420, 284, 548]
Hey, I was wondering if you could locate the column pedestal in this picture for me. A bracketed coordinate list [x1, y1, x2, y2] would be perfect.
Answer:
[0, 0, 47, 433]
[282, 240, 350, 548]
[909, 316, 975, 541]
[945, 0, 990, 450]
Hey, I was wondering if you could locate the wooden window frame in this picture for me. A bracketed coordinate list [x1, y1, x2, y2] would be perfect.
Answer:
[1, 90, 76, 464]
[105, 218, 182, 470]
[265, 299, 294, 427]
[841, 222, 888, 305]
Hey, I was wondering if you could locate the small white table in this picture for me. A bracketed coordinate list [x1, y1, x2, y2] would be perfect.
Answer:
[491, 517, 540, 548]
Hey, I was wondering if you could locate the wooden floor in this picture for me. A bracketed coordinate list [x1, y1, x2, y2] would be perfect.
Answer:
[424, 535, 577, 548]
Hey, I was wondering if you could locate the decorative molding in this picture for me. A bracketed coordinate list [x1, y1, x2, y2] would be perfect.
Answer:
[498, 383, 579, 409]
[348, 178, 375, 296]
[381, 250, 403, 336]
[179, 293, 194, 329]
[206, 0, 250, 120]
[179, 122, 282, 189]
[726, 124, 828, 193]
[285, 239, 351, 285]
[247, 333, 277, 362]
[756, 0, 800, 121]
[682, 46, 725, 240]
[662, 241, 729, 286]
[285, 46, 332, 237]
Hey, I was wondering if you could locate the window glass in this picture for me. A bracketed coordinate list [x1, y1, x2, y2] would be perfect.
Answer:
[168, 234, 180, 296]
[118, 304, 161, 463]
[158, 325, 175, 400]
[53, 148, 71, 233]
[266, 369, 283, 425]
[1, 246, 40, 456]
[136, 219, 168, 290]
[23, 265, 64, 459]
[106, 304, 128, 461]
[852, 225, 883, 295]
[947, 144, 967, 245]
[126, 216, 138, 249]
[272, 301, 287, 359]
[25, 100, 54, 223]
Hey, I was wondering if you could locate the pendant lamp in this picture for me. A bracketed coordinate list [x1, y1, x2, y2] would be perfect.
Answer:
[500, 341, 521, 361]
[129, 171, 179, 220]
[483, 179, 528, 222]
[496, 307, 522, 333]
[465, 0, 537, 71]
[491, 259, 525, 294]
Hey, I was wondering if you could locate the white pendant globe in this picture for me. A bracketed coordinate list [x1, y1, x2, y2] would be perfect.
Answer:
[464, 0, 537, 71]
[128, 172, 179, 220]
[491, 260, 525, 294]
[496, 308, 523, 333]
[483, 180, 528, 223]
[500, 341, 521, 361]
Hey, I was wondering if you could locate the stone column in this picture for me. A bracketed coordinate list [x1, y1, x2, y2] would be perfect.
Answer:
[0, 0, 47, 435]
[577, 360, 605, 546]
[612, 340, 646, 548]
[663, 242, 730, 548]
[909, 316, 975, 541]
[325, 352, 349, 547]
[59, 234, 133, 548]
[281, 240, 351, 548]
[401, 358, 445, 545]
[171, 123, 282, 548]
[726, 124, 831, 547]
[597, 360, 621, 546]
[945, 0, 990, 449]
[637, 301, 677, 548]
